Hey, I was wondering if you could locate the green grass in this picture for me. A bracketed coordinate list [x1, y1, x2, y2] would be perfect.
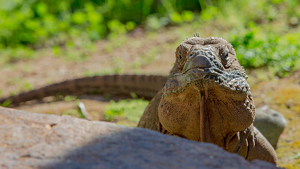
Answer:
[61, 109, 85, 118]
[6, 78, 33, 95]
[64, 96, 77, 102]
[104, 98, 149, 126]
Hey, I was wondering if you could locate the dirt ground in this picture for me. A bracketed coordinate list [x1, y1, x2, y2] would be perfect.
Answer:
[0, 26, 299, 168]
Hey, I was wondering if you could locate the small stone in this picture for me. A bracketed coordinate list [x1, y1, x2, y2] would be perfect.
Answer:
[254, 106, 287, 149]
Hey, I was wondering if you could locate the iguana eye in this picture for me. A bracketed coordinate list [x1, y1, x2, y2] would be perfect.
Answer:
[179, 55, 182, 60]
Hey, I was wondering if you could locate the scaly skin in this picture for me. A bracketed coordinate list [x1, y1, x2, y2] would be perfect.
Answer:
[138, 36, 277, 165]
[0, 75, 167, 106]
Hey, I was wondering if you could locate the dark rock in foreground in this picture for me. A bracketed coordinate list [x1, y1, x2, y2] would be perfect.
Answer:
[0, 107, 279, 169]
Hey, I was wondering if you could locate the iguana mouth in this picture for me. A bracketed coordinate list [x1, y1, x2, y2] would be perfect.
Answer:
[163, 47, 250, 95]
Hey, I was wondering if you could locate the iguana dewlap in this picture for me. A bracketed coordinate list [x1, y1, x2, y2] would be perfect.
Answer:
[138, 36, 277, 165]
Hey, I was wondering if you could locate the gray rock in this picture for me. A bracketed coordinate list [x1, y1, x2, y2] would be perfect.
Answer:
[0, 107, 279, 169]
[254, 106, 287, 148]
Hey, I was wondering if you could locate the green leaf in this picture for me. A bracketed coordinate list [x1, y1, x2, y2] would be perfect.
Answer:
[182, 10, 194, 22]
[64, 96, 77, 102]
[170, 12, 182, 23]
[72, 11, 86, 25]
[146, 15, 162, 30]
[24, 19, 40, 31]
[1, 99, 11, 107]
[200, 5, 219, 22]
[52, 45, 61, 55]
[35, 2, 48, 16]
[88, 12, 104, 25]
[294, 152, 300, 159]
[107, 20, 126, 34]
[130, 92, 138, 99]
[125, 21, 136, 31]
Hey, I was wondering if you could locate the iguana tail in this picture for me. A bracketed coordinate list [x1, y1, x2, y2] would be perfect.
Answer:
[0, 74, 167, 106]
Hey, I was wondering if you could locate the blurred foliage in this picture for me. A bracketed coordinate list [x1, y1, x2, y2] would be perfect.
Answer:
[0, 0, 300, 76]
[0, 0, 204, 64]
[220, 0, 300, 77]
[0, 0, 202, 49]
[233, 31, 300, 77]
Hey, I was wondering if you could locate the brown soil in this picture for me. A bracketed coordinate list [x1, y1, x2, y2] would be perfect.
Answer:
[0, 26, 299, 168]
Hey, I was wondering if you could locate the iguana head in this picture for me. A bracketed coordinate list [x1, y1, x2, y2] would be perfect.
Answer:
[163, 36, 249, 96]
[158, 36, 255, 145]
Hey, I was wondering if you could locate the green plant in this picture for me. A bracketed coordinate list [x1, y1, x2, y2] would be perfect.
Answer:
[231, 28, 300, 77]
[104, 99, 149, 125]
[295, 153, 300, 159]
[64, 96, 77, 102]
[0, 99, 11, 107]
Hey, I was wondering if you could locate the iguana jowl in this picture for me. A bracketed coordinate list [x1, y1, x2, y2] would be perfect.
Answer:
[138, 36, 277, 164]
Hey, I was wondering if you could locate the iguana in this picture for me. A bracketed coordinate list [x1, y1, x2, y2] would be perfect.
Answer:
[138, 36, 277, 164]
[0, 36, 277, 164]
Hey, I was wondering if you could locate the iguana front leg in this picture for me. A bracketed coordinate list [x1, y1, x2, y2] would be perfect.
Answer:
[225, 124, 277, 164]
[137, 90, 163, 132]
[245, 126, 278, 164]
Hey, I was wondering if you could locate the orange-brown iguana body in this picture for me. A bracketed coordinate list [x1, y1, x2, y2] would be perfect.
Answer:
[138, 36, 277, 164]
